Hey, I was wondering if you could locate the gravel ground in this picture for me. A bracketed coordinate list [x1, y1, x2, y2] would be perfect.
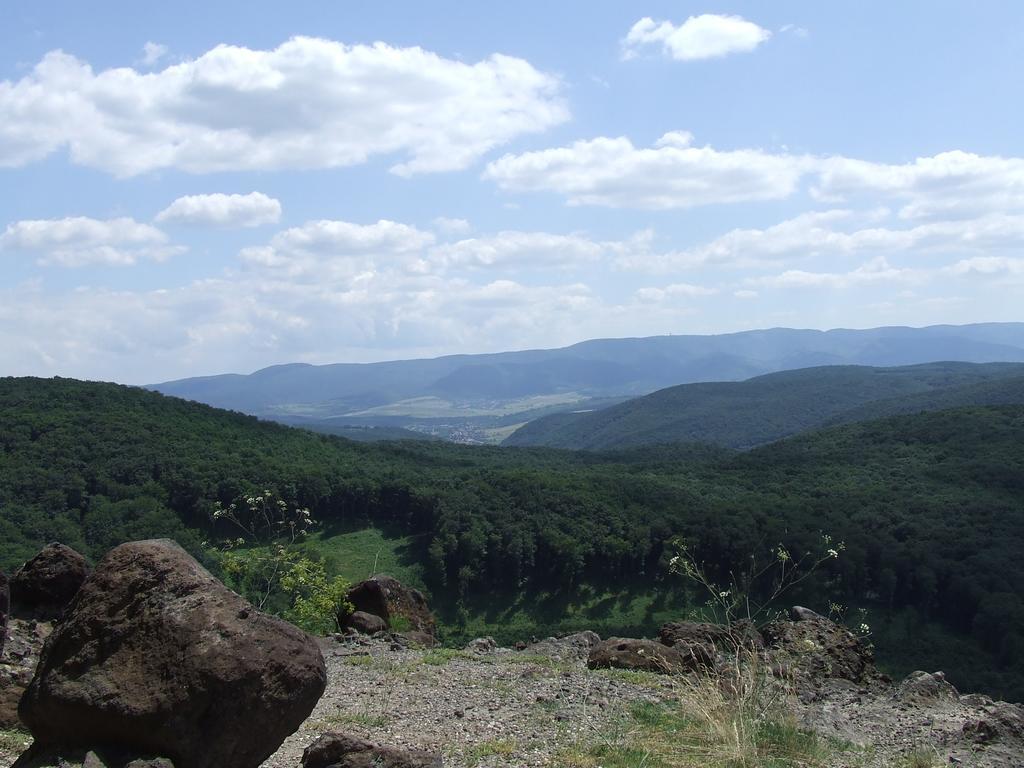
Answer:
[263, 636, 672, 768]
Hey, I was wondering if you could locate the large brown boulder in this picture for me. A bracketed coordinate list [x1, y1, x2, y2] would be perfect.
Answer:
[10, 543, 90, 620]
[345, 575, 435, 644]
[658, 619, 764, 658]
[587, 637, 712, 675]
[302, 732, 442, 768]
[18, 539, 327, 768]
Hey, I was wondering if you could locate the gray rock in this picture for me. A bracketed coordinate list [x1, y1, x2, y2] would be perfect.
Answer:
[464, 636, 497, 654]
[790, 605, 824, 622]
[18, 539, 326, 768]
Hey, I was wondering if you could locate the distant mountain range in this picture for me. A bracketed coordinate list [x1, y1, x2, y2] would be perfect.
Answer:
[150, 323, 1024, 442]
[503, 362, 1024, 450]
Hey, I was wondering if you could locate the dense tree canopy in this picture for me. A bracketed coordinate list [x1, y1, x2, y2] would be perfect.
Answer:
[1, 377, 1022, 699]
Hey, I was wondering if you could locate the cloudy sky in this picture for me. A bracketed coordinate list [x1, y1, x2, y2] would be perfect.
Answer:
[2, 1, 1023, 383]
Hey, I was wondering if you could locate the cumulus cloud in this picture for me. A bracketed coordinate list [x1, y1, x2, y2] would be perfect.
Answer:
[429, 230, 631, 270]
[0, 216, 182, 267]
[139, 42, 168, 67]
[635, 283, 717, 302]
[432, 217, 471, 235]
[239, 219, 435, 278]
[623, 14, 772, 61]
[672, 210, 1024, 272]
[0, 37, 567, 176]
[753, 257, 922, 290]
[815, 151, 1024, 220]
[484, 133, 811, 209]
[485, 136, 1024, 220]
[156, 192, 282, 228]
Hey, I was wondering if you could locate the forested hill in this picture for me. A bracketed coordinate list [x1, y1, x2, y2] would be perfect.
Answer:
[149, 323, 1024, 422]
[1, 376, 1023, 700]
[504, 362, 1024, 450]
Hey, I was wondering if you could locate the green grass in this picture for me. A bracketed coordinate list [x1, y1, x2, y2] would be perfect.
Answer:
[557, 697, 842, 768]
[435, 583, 688, 647]
[462, 738, 518, 767]
[302, 527, 426, 588]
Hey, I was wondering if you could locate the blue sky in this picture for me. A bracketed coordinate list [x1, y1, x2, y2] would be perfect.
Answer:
[1, 1, 1023, 383]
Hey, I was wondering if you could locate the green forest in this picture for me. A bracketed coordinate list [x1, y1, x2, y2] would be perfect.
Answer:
[1, 376, 1022, 701]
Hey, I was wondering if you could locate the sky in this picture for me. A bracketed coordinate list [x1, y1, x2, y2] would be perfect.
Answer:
[1, 1, 1023, 384]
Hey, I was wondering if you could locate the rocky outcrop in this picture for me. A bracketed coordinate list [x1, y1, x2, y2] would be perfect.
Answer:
[587, 637, 711, 674]
[658, 619, 764, 658]
[525, 631, 601, 661]
[463, 636, 497, 654]
[0, 568, 9, 657]
[0, 618, 51, 728]
[18, 539, 327, 768]
[761, 612, 884, 692]
[301, 732, 442, 768]
[344, 575, 435, 645]
[10, 543, 90, 620]
[11, 745, 175, 767]
[896, 670, 959, 703]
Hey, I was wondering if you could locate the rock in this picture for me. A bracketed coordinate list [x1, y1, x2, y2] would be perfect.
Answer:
[959, 700, 1024, 745]
[301, 732, 442, 768]
[790, 605, 824, 622]
[11, 746, 176, 768]
[464, 636, 497, 654]
[345, 575, 436, 645]
[18, 539, 326, 768]
[761, 614, 881, 691]
[587, 637, 709, 675]
[10, 543, 90, 620]
[526, 631, 601, 661]
[895, 671, 959, 703]
[0, 618, 51, 728]
[0, 568, 8, 657]
[658, 619, 763, 654]
[343, 610, 388, 635]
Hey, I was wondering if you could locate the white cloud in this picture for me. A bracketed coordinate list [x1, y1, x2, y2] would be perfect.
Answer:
[239, 219, 435, 278]
[0, 216, 181, 267]
[140, 42, 168, 67]
[623, 14, 772, 61]
[430, 231, 610, 270]
[815, 151, 1024, 220]
[945, 256, 1024, 277]
[734, 289, 758, 299]
[0, 37, 568, 176]
[156, 192, 282, 228]
[431, 217, 471, 235]
[635, 283, 717, 302]
[486, 136, 1024, 223]
[484, 133, 811, 209]
[753, 257, 922, 290]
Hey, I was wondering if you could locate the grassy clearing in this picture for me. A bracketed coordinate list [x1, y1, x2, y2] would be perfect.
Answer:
[301, 527, 426, 588]
[436, 583, 687, 648]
